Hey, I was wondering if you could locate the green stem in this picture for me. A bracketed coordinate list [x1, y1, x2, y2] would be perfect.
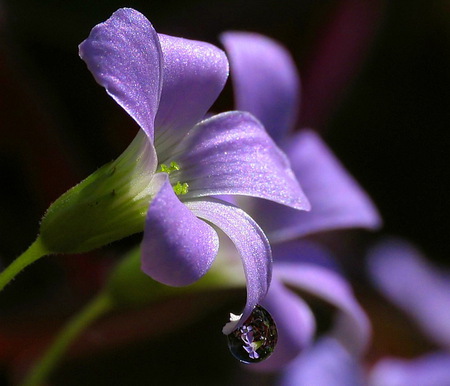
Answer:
[21, 291, 114, 386]
[0, 238, 49, 292]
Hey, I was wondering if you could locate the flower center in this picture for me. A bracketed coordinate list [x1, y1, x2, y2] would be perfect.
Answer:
[159, 161, 180, 174]
[159, 161, 189, 196]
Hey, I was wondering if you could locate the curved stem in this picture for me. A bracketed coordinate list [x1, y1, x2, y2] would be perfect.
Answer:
[21, 291, 114, 386]
[0, 238, 49, 292]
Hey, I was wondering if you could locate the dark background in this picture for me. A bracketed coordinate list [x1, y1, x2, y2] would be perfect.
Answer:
[0, 0, 449, 384]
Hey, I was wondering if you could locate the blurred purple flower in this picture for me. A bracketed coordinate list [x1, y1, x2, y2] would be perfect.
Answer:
[278, 337, 364, 386]
[219, 32, 381, 369]
[79, 8, 310, 326]
[368, 352, 450, 386]
[279, 337, 450, 386]
[278, 240, 450, 385]
[366, 239, 450, 385]
[368, 239, 450, 350]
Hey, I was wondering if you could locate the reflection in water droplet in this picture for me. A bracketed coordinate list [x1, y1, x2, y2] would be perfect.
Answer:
[227, 305, 277, 364]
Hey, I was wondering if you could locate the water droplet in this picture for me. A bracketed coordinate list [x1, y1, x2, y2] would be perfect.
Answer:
[227, 305, 277, 364]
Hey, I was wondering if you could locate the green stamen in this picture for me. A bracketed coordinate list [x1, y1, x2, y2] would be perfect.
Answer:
[159, 161, 180, 174]
[159, 161, 188, 195]
[173, 181, 189, 195]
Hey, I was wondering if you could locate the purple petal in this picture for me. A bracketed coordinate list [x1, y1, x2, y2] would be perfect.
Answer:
[249, 130, 381, 242]
[154, 35, 229, 159]
[278, 338, 364, 386]
[275, 262, 370, 355]
[79, 8, 162, 139]
[368, 352, 450, 386]
[367, 239, 450, 350]
[221, 32, 300, 142]
[141, 173, 219, 286]
[250, 278, 316, 372]
[271, 239, 342, 274]
[185, 198, 272, 334]
[169, 111, 310, 211]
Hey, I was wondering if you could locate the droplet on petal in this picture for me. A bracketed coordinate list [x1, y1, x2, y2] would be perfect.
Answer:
[227, 305, 278, 364]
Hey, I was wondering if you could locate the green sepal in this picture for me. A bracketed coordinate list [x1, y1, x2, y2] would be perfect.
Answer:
[39, 130, 157, 254]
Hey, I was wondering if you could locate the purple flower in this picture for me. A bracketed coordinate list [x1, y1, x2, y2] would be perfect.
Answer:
[78, 8, 310, 327]
[368, 239, 450, 350]
[218, 32, 382, 369]
[278, 240, 450, 385]
[366, 239, 450, 385]
[279, 337, 450, 386]
[368, 352, 450, 386]
[278, 337, 365, 386]
[221, 32, 381, 241]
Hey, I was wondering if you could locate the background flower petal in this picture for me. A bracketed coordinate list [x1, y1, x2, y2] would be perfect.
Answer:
[278, 338, 364, 386]
[170, 111, 310, 211]
[141, 174, 219, 286]
[275, 262, 371, 355]
[248, 130, 381, 242]
[271, 240, 342, 273]
[250, 278, 316, 372]
[79, 8, 162, 140]
[368, 352, 450, 386]
[367, 239, 450, 350]
[154, 34, 229, 160]
[186, 198, 272, 334]
[221, 31, 300, 142]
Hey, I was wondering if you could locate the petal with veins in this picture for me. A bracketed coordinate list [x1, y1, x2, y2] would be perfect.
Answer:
[221, 31, 299, 142]
[171, 111, 310, 211]
[186, 198, 272, 334]
[248, 130, 381, 242]
[141, 174, 219, 286]
[79, 8, 162, 140]
[154, 34, 229, 158]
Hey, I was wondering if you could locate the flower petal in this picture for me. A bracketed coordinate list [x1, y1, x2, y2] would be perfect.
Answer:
[141, 173, 219, 286]
[248, 130, 381, 242]
[367, 239, 450, 350]
[250, 278, 316, 372]
[278, 338, 364, 386]
[221, 32, 300, 142]
[154, 35, 229, 159]
[79, 8, 162, 140]
[368, 352, 450, 386]
[185, 198, 272, 334]
[274, 261, 370, 355]
[271, 239, 342, 273]
[170, 111, 310, 211]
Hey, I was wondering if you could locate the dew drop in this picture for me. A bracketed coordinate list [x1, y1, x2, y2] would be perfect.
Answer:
[227, 305, 277, 364]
